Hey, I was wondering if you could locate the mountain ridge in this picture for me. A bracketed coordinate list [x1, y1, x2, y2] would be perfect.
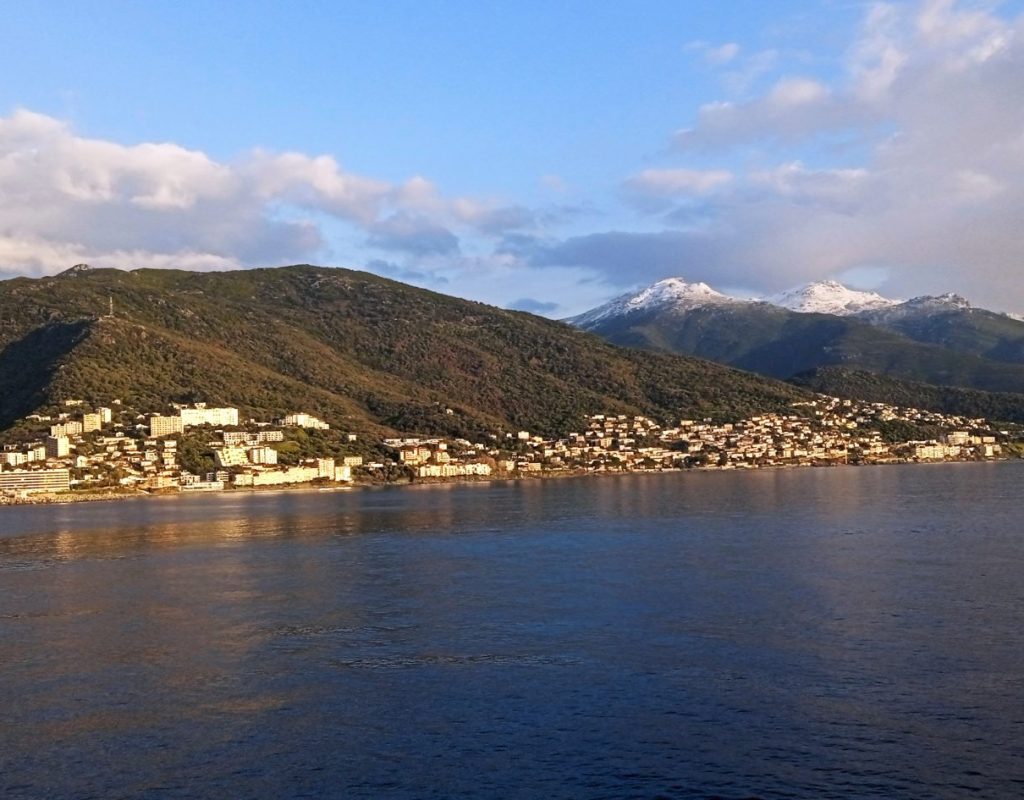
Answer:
[570, 276, 1019, 322]
[0, 265, 807, 442]
[570, 275, 1024, 417]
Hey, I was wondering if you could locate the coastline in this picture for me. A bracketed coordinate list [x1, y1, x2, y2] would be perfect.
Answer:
[2, 455, 1017, 509]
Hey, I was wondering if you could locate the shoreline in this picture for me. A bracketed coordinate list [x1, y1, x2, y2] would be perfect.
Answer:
[1, 455, 1017, 508]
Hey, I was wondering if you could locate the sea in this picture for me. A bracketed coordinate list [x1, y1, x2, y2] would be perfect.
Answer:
[2, 462, 1023, 799]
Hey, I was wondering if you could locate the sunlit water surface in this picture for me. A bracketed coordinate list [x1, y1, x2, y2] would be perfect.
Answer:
[2, 463, 1023, 799]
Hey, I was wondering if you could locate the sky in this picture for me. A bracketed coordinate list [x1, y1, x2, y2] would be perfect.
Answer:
[2, 0, 1024, 316]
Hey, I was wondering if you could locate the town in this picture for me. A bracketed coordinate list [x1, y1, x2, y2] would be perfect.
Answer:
[0, 395, 1017, 502]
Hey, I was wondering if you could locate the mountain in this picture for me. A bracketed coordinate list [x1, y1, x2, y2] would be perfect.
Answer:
[570, 276, 1024, 414]
[569, 277, 749, 327]
[859, 294, 1024, 365]
[0, 265, 807, 441]
[767, 280, 897, 316]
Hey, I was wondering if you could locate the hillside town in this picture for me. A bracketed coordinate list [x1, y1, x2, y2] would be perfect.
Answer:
[0, 394, 1017, 503]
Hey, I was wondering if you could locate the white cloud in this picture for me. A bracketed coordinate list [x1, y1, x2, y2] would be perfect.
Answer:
[0, 109, 530, 278]
[766, 77, 830, 107]
[849, 3, 910, 100]
[567, 0, 1024, 314]
[687, 40, 741, 65]
[749, 162, 869, 208]
[540, 174, 568, 193]
[625, 168, 734, 197]
[366, 213, 461, 256]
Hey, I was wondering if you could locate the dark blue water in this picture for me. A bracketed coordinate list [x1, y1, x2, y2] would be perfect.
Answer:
[2, 463, 1023, 799]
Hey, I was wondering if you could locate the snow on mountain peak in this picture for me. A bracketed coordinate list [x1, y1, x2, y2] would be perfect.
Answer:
[567, 276, 993, 328]
[623, 278, 734, 310]
[904, 292, 972, 310]
[567, 277, 745, 326]
[767, 280, 898, 316]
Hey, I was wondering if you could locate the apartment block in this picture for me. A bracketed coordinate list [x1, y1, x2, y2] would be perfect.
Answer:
[45, 436, 70, 459]
[283, 413, 329, 430]
[180, 406, 239, 429]
[149, 415, 184, 437]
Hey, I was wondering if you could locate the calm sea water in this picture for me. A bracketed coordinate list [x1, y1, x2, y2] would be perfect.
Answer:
[2, 463, 1023, 799]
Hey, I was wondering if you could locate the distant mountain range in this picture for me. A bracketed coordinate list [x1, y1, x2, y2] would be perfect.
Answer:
[0, 265, 806, 441]
[569, 278, 1024, 421]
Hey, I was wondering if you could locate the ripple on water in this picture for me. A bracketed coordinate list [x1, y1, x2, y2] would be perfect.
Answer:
[329, 653, 582, 670]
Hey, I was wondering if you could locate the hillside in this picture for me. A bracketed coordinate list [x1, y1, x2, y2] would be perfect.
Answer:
[0, 265, 807, 440]
[789, 367, 1024, 425]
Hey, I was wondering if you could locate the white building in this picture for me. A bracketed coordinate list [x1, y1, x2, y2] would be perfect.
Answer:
[0, 469, 71, 494]
[248, 446, 278, 465]
[214, 447, 250, 468]
[180, 406, 239, 429]
[283, 413, 329, 430]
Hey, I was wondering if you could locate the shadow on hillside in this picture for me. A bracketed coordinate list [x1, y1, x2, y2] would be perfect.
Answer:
[0, 320, 92, 430]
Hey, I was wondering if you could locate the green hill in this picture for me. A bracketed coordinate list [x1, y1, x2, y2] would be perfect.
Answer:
[0, 265, 806, 441]
[790, 367, 1024, 425]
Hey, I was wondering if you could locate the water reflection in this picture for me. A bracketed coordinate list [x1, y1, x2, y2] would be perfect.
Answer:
[2, 464, 1024, 798]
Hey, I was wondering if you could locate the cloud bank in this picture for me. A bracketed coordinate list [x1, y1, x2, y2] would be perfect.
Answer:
[571, 0, 1024, 312]
[2, 1, 1024, 317]
[0, 109, 533, 279]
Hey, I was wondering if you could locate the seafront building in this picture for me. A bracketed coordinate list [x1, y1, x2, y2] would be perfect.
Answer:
[0, 468, 71, 494]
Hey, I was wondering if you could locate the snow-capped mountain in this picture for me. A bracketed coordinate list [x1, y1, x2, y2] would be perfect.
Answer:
[568, 275, 1024, 401]
[767, 280, 898, 316]
[570, 277, 903, 324]
[859, 292, 971, 321]
[567, 277, 748, 327]
[570, 275, 1015, 327]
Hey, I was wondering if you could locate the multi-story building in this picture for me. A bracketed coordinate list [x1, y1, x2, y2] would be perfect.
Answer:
[248, 446, 278, 465]
[246, 465, 321, 487]
[214, 447, 250, 468]
[283, 413, 329, 430]
[180, 406, 239, 429]
[149, 415, 184, 437]
[50, 421, 83, 438]
[45, 436, 70, 459]
[0, 469, 71, 494]
[82, 413, 103, 433]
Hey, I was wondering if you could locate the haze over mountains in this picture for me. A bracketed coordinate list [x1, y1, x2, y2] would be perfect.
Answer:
[570, 277, 1024, 421]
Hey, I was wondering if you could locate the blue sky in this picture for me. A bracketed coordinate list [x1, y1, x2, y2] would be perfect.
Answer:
[2, 1, 1024, 315]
